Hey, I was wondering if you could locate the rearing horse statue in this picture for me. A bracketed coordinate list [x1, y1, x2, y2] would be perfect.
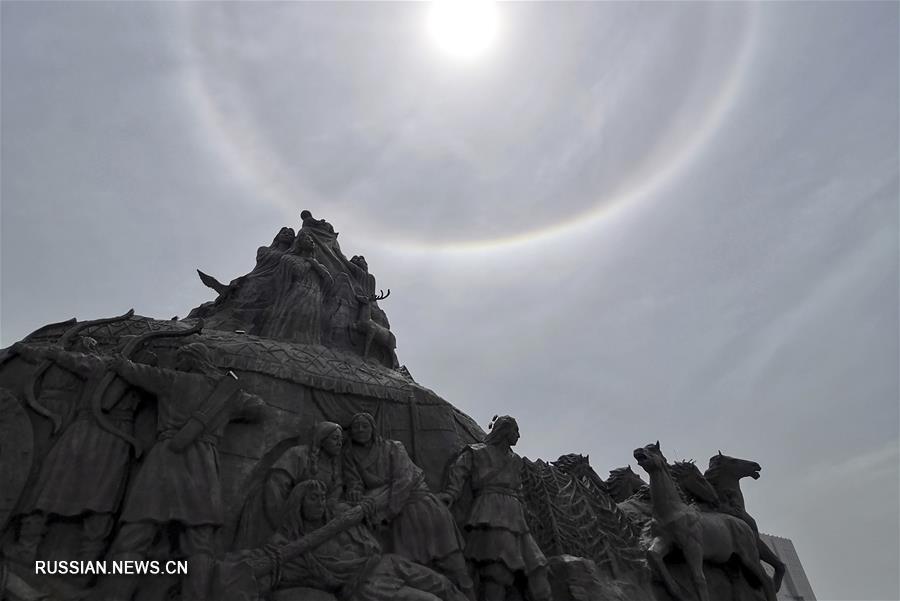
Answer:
[634, 442, 776, 601]
[705, 451, 786, 592]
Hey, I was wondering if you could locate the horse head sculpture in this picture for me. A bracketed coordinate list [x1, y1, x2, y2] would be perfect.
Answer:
[607, 465, 647, 503]
[669, 460, 719, 506]
[705, 451, 785, 592]
[706, 451, 761, 483]
[633, 442, 777, 601]
[632, 441, 666, 474]
[553, 453, 609, 495]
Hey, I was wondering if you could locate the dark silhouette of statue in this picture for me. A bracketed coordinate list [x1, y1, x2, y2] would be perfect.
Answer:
[705, 452, 786, 592]
[633, 442, 777, 601]
[300, 210, 335, 235]
[184, 213, 401, 369]
[0, 211, 794, 601]
[353, 291, 399, 368]
[440, 416, 552, 601]
[258, 234, 333, 344]
[190, 227, 296, 329]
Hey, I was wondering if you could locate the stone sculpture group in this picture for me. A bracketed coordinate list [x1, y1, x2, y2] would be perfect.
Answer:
[0, 212, 783, 601]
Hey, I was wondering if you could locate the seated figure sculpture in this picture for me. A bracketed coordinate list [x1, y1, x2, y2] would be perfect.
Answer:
[439, 415, 552, 601]
[235, 421, 344, 548]
[342, 413, 474, 599]
[259, 480, 469, 601]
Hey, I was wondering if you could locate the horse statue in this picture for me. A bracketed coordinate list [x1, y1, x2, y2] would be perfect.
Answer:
[553, 453, 609, 496]
[705, 451, 786, 592]
[669, 460, 719, 508]
[607, 465, 653, 530]
[634, 442, 776, 601]
[607, 465, 647, 503]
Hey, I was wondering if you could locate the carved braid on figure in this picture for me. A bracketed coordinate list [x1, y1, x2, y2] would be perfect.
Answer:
[233, 421, 344, 549]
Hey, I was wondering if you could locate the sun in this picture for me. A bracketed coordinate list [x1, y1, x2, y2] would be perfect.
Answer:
[427, 1, 499, 61]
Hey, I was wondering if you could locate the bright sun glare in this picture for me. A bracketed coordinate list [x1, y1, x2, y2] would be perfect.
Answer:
[427, 1, 499, 60]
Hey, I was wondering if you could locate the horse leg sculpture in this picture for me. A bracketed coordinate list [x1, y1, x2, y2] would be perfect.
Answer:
[681, 538, 710, 601]
[736, 546, 778, 601]
[647, 537, 685, 601]
[758, 538, 785, 591]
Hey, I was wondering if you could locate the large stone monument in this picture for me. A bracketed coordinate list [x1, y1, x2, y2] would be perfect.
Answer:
[0, 212, 782, 601]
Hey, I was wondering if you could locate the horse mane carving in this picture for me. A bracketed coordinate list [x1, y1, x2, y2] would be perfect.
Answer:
[607, 466, 647, 503]
[553, 453, 609, 496]
[703, 456, 728, 484]
[670, 460, 718, 506]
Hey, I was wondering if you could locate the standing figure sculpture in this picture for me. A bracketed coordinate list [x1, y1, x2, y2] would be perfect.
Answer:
[705, 451, 786, 592]
[252, 479, 469, 601]
[299, 209, 346, 260]
[261, 234, 334, 344]
[6, 339, 150, 562]
[342, 412, 474, 599]
[633, 442, 776, 601]
[300, 209, 336, 236]
[439, 416, 551, 601]
[322, 273, 359, 352]
[349, 255, 376, 298]
[100, 342, 263, 601]
[234, 421, 344, 549]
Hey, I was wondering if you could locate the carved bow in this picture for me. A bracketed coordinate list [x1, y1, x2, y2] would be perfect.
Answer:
[90, 319, 204, 458]
[23, 309, 135, 433]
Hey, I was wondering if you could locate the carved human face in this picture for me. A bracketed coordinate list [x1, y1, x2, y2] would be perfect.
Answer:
[351, 255, 368, 272]
[275, 227, 295, 247]
[508, 426, 520, 447]
[301, 487, 326, 522]
[297, 235, 315, 255]
[350, 418, 373, 445]
[320, 428, 343, 457]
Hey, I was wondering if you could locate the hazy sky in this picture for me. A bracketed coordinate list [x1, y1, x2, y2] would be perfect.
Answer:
[2, 3, 897, 599]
